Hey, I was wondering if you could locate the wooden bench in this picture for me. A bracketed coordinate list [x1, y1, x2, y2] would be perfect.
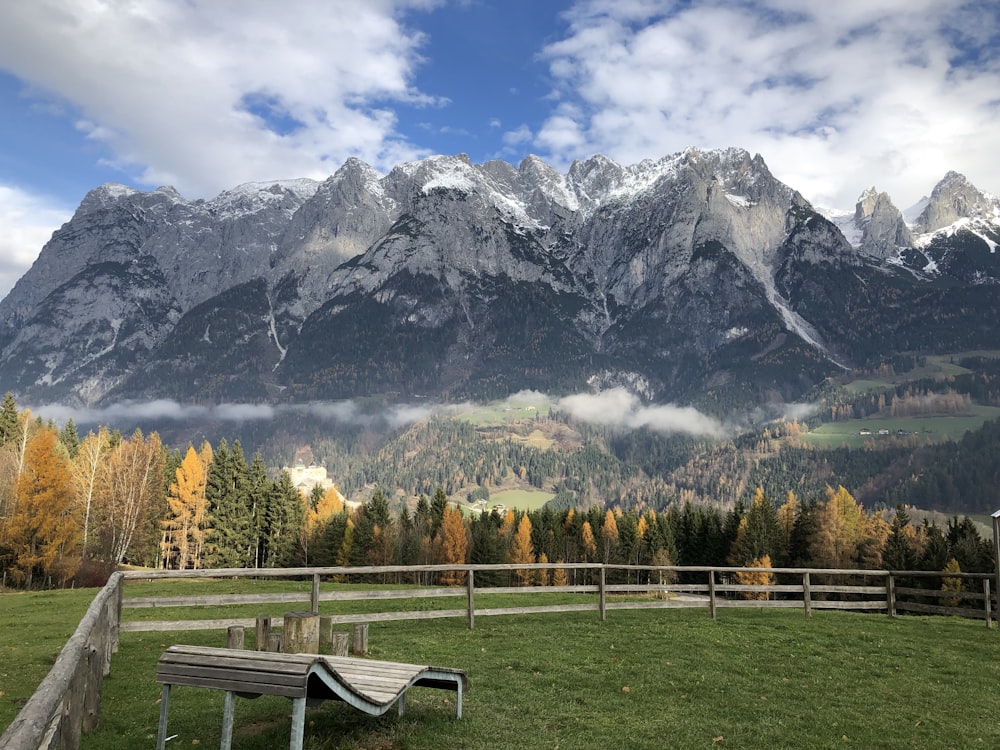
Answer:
[155, 645, 467, 750]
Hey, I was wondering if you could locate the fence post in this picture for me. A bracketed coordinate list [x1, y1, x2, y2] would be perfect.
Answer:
[311, 573, 320, 613]
[984, 578, 992, 629]
[466, 569, 475, 630]
[802, 571, 812, 619]
[708, 571, 717, 620]
[599, 567, 607, 622]
[255, 616, 271, 651]
[887, 573, 896, 618]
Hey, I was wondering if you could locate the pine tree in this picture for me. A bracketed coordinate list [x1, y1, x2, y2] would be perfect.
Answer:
[883, 506, 917, 571]
[0, 393, 18, 446]
[204, 440, 255, 568]
[58, 419, 80, 458]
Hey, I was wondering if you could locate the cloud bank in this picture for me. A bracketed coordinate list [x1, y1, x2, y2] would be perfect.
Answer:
[0, 0, 439, 199]
[30, 389, 726, 438]
[557, 388, 727, 437]
[0, 184, 70, 298]
[534, 0, 1000, 208]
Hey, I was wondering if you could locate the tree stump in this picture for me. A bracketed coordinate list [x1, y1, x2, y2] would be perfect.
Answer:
[227, 626, 245, 650]
[255, 616, 271, 651]
[352, 623, 369, 655]
[283, 611, 320, 654]
[319, 615, 334, 652]
[267, 632, 284, 652]
[332, 632, 349, 657]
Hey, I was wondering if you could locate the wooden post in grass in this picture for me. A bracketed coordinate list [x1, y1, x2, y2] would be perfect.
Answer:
[599, 567, 607, 622]
[332, 632, 349, 656]
[984, 578, 992, 629]
[708, 571, 717, 620]
[467, 570, 475, 630]
[319, 615, 334, 652]
[284, 612, 320, 654]
[255, 616, 271, 651]
[352, 623, 369, 655]
[311, 574, 320, 613]
[887, 573, 896, 618]
[267, 632, 283, 652]
[227, 626, 244, 650]
[802, 571, 812, 618]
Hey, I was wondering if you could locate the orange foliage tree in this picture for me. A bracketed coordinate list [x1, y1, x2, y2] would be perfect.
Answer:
[437, 504, 468, 584]
[3, 427, 81, 586]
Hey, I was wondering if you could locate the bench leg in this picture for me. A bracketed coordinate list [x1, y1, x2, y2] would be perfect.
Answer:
[456, 681, 463, 720]
[397, 691, 406, 717]
[156, 685, 171, 750]
[221, 691, 235, 750]
[289, 697, 307, 750]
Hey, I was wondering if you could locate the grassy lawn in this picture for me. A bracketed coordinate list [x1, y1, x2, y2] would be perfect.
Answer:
[8, 583, 1000, 750]
[73, 608, 1000, 750]
[0, 588, 100, 729]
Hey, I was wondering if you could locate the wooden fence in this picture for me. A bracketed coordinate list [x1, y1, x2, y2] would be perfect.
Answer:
[0, 572, 123, 750]
[1, 563, 996, 750]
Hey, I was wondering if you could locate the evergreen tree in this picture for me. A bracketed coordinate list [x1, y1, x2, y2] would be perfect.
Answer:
[0, 392, 18, 446]
[883, 506, 917, 571]
[205, 440, 256, 568]
[58, 419, 80, 458]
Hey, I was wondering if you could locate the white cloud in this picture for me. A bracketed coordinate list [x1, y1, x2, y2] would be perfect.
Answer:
[539, 0, 1000, 208]
[0, 0, 442, 199]
[0, 184, 71, 300]
[557, 387, 726, 437]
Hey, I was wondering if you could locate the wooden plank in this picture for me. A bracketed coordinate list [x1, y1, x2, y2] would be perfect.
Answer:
[810, 600, 885, 610]
[896, 601, 987, 619]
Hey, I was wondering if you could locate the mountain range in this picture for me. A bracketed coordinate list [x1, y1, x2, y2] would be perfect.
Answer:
[1, 147, 998, 414]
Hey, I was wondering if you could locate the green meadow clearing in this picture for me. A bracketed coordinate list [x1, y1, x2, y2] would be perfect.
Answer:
[798, 406, 1000, 449]
[4, 584, 1000, 750]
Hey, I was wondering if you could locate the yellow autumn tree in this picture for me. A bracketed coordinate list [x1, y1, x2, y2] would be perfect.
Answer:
[307, 486, 345, 534]
[580, 521, 597, 561]
[941, 557, 963, 608]
[536, 552, 550, 586]
[5, 427, 81, 586]
[552, 560, 568, 587]
[437, 505, 469, 585]
[735, 554, 775, 601]
[510, 514, 535, 585]
[600, 509, 619, 563]
[162, 445, 210, 569]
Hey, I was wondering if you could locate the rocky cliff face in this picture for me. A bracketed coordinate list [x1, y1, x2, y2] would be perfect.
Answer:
[2, 150, 999, 410]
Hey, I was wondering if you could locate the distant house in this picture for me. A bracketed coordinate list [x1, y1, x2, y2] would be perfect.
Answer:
[877, 429, 890, 436]
[859, 429, 872, 436]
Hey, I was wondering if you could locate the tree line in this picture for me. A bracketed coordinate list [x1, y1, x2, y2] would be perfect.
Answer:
[0, 392, 993, 590]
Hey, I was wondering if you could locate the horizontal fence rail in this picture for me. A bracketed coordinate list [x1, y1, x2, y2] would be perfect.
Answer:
[3, 563, 996, 750]
[116, 564, 998, 632]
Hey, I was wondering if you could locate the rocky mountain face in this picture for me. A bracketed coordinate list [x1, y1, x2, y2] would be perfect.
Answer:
[1, 148, 999, 412]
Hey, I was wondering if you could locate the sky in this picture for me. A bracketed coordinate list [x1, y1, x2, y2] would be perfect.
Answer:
[1, 0, 999, 300]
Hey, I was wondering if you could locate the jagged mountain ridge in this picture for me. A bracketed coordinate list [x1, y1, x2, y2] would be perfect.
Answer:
[1, 148, 999, 410]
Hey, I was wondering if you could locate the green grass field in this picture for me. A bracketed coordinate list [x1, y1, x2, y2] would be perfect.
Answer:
[799, 406, 1000, 448]
[487, 489, 555, 511]
[6, 584, 1000, 750]
[842, 351, 1000, 395]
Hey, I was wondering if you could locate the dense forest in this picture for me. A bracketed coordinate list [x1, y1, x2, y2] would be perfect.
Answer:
[0, 388, 995, 591]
